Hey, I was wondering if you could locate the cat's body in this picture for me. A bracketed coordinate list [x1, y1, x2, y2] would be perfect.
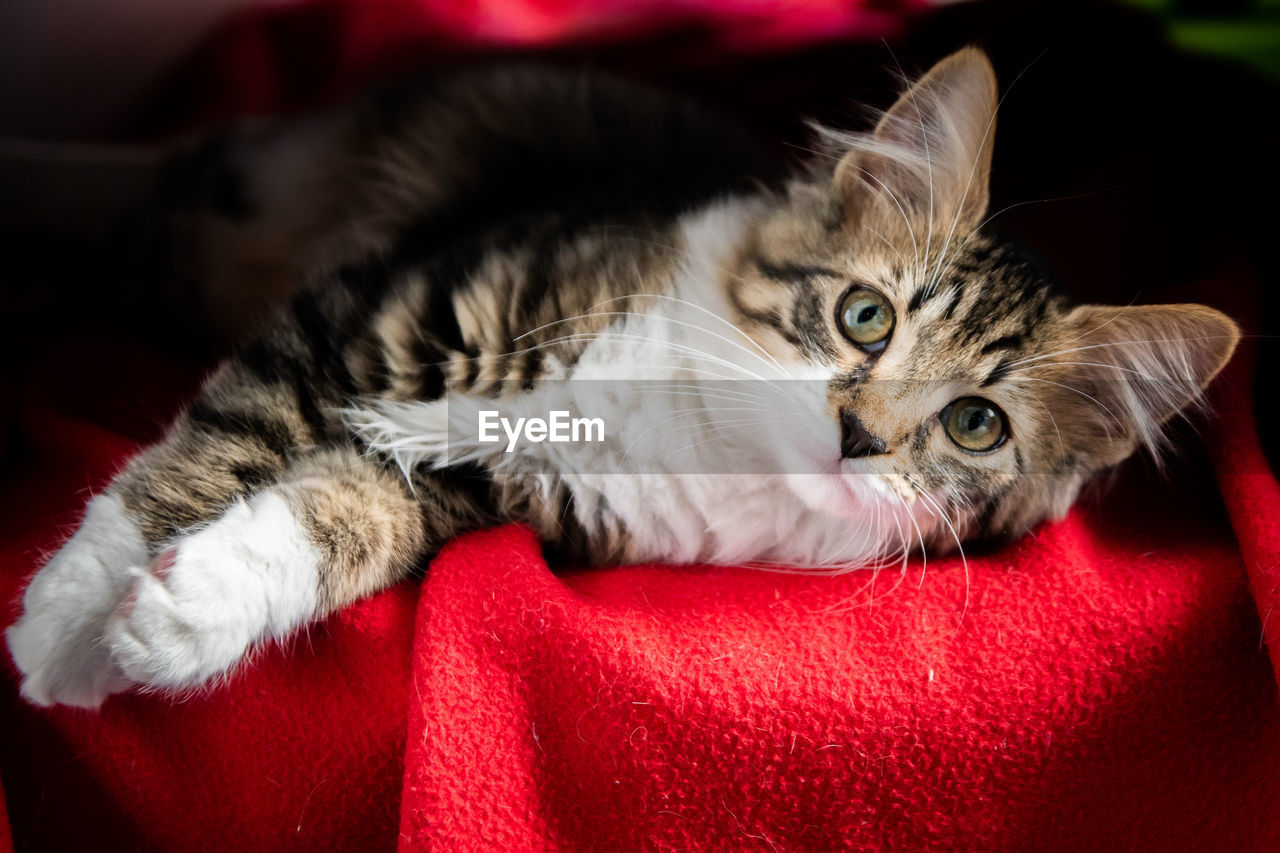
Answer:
[5, 50, 1239, 708]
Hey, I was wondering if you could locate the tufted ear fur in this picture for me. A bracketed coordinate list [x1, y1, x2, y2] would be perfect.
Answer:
[1049, 303, 1240, 466]
[833, 47, 999, 238]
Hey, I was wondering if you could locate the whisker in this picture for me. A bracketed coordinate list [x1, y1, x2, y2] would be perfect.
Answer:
[909, 480, 969, 621]
[520, 331, 771, 380]
[581, 293, 787, 376]
[514, 310, 787, 378]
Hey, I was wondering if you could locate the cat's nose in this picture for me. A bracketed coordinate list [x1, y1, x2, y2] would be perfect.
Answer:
[840, 409, 889, 459]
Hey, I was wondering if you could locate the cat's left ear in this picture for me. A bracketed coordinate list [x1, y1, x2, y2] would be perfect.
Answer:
[1056, 303, 1241, 462]
[835, 48, 998, 235]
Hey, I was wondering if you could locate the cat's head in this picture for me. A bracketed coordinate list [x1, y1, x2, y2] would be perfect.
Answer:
[730, 48, 1240, 544]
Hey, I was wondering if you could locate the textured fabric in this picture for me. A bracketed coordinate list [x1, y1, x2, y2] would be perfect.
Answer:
[3, 0, 1280, 850]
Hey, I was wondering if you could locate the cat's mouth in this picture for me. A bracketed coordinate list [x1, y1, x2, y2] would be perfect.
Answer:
[786, 459, 914, 522]
[838, 464, 913, 503]
[863, 470, 918, 503]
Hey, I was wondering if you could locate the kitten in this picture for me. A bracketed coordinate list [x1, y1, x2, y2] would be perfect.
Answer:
[5, 49, 1239, 708]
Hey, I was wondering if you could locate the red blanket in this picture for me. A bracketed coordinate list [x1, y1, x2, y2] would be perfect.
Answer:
[3, 1, 1279, 850]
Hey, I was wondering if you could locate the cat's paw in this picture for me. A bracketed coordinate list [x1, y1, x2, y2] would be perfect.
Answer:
[6, 494, 144, 708]
[104, 492, 321, 691]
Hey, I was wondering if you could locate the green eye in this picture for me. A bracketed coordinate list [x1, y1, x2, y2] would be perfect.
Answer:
[943, 397, 1008, 453]
[838, 286, 894, 351]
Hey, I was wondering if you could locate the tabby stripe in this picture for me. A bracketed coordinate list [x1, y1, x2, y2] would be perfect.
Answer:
[726, 283, 785, 332]
[829, 365, 870, 394]
[294, 292, 355, 392]
[942, 285, 966, 320]
[790, 293, 838, 359]
[754, 259, 840, 284]
[349, 332, 392, 394]
[237, 342, 332, 439]
[519, 346, 545, 390]
[911, 422, 931, 454]
[512, 232, 559, 338]
[960, 307, 993, 344]
[411, 351, 447, 399]
[228, 460, 279, 489]
[981, 358, 1014, 388]
[287, 370, 334, 439]
[1024, 289, 1052, 326]
[239, 339, 293, 383]
[186, 402, 297, 459]
[457, 353, 479, 390]
[980, 334, 1024, 355]
[907, 287, 926, 314]
[406, 326, 451, 387]
[421, 275, 470, 359]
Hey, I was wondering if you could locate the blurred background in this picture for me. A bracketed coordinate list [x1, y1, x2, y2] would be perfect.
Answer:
[1, 0, 1278, 139]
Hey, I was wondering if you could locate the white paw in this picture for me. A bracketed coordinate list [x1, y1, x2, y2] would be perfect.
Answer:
[104, 492, 321, 691]
[6, 494, 144, 708]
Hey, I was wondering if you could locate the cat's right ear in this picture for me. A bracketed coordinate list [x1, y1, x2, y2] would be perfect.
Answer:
[833, 48, 999, 238]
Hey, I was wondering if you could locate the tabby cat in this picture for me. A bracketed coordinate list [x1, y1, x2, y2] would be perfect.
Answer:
[6, 49, 1239, 708]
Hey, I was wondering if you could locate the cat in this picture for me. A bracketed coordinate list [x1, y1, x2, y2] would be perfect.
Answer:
[5, 48, 1239, 708]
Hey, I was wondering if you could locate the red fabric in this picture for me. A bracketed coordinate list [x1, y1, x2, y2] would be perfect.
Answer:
[1216, 349, 1280, 689]
[4, 1, 1280, 850]
[0, 774, 9, 853]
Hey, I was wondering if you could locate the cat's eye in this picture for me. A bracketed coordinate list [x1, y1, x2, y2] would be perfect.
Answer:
[838, 286, 894, 351]
[942, 397, 1008, 453]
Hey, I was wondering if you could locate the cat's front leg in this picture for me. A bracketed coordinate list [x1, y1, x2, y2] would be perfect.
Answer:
[8, 358, 305, 707]
[4, 484, 308, 707]
[100, 447, 426, 696]
[8, 486, 331, 705]
[9, 447, 427, 705]
[102, 490, 325, 690]
[7, 493, 145, 707]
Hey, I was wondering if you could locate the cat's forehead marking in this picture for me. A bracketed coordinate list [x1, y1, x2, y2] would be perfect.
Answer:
[889, 237, 1061, 383]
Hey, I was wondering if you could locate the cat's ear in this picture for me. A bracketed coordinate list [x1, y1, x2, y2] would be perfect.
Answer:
[1054, 303, 1240, 464]
[835, 47, 998, 236]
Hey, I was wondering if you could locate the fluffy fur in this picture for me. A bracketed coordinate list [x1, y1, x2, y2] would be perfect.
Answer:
[5, 49, 1240, 707]
[106, 491, 324, 691]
